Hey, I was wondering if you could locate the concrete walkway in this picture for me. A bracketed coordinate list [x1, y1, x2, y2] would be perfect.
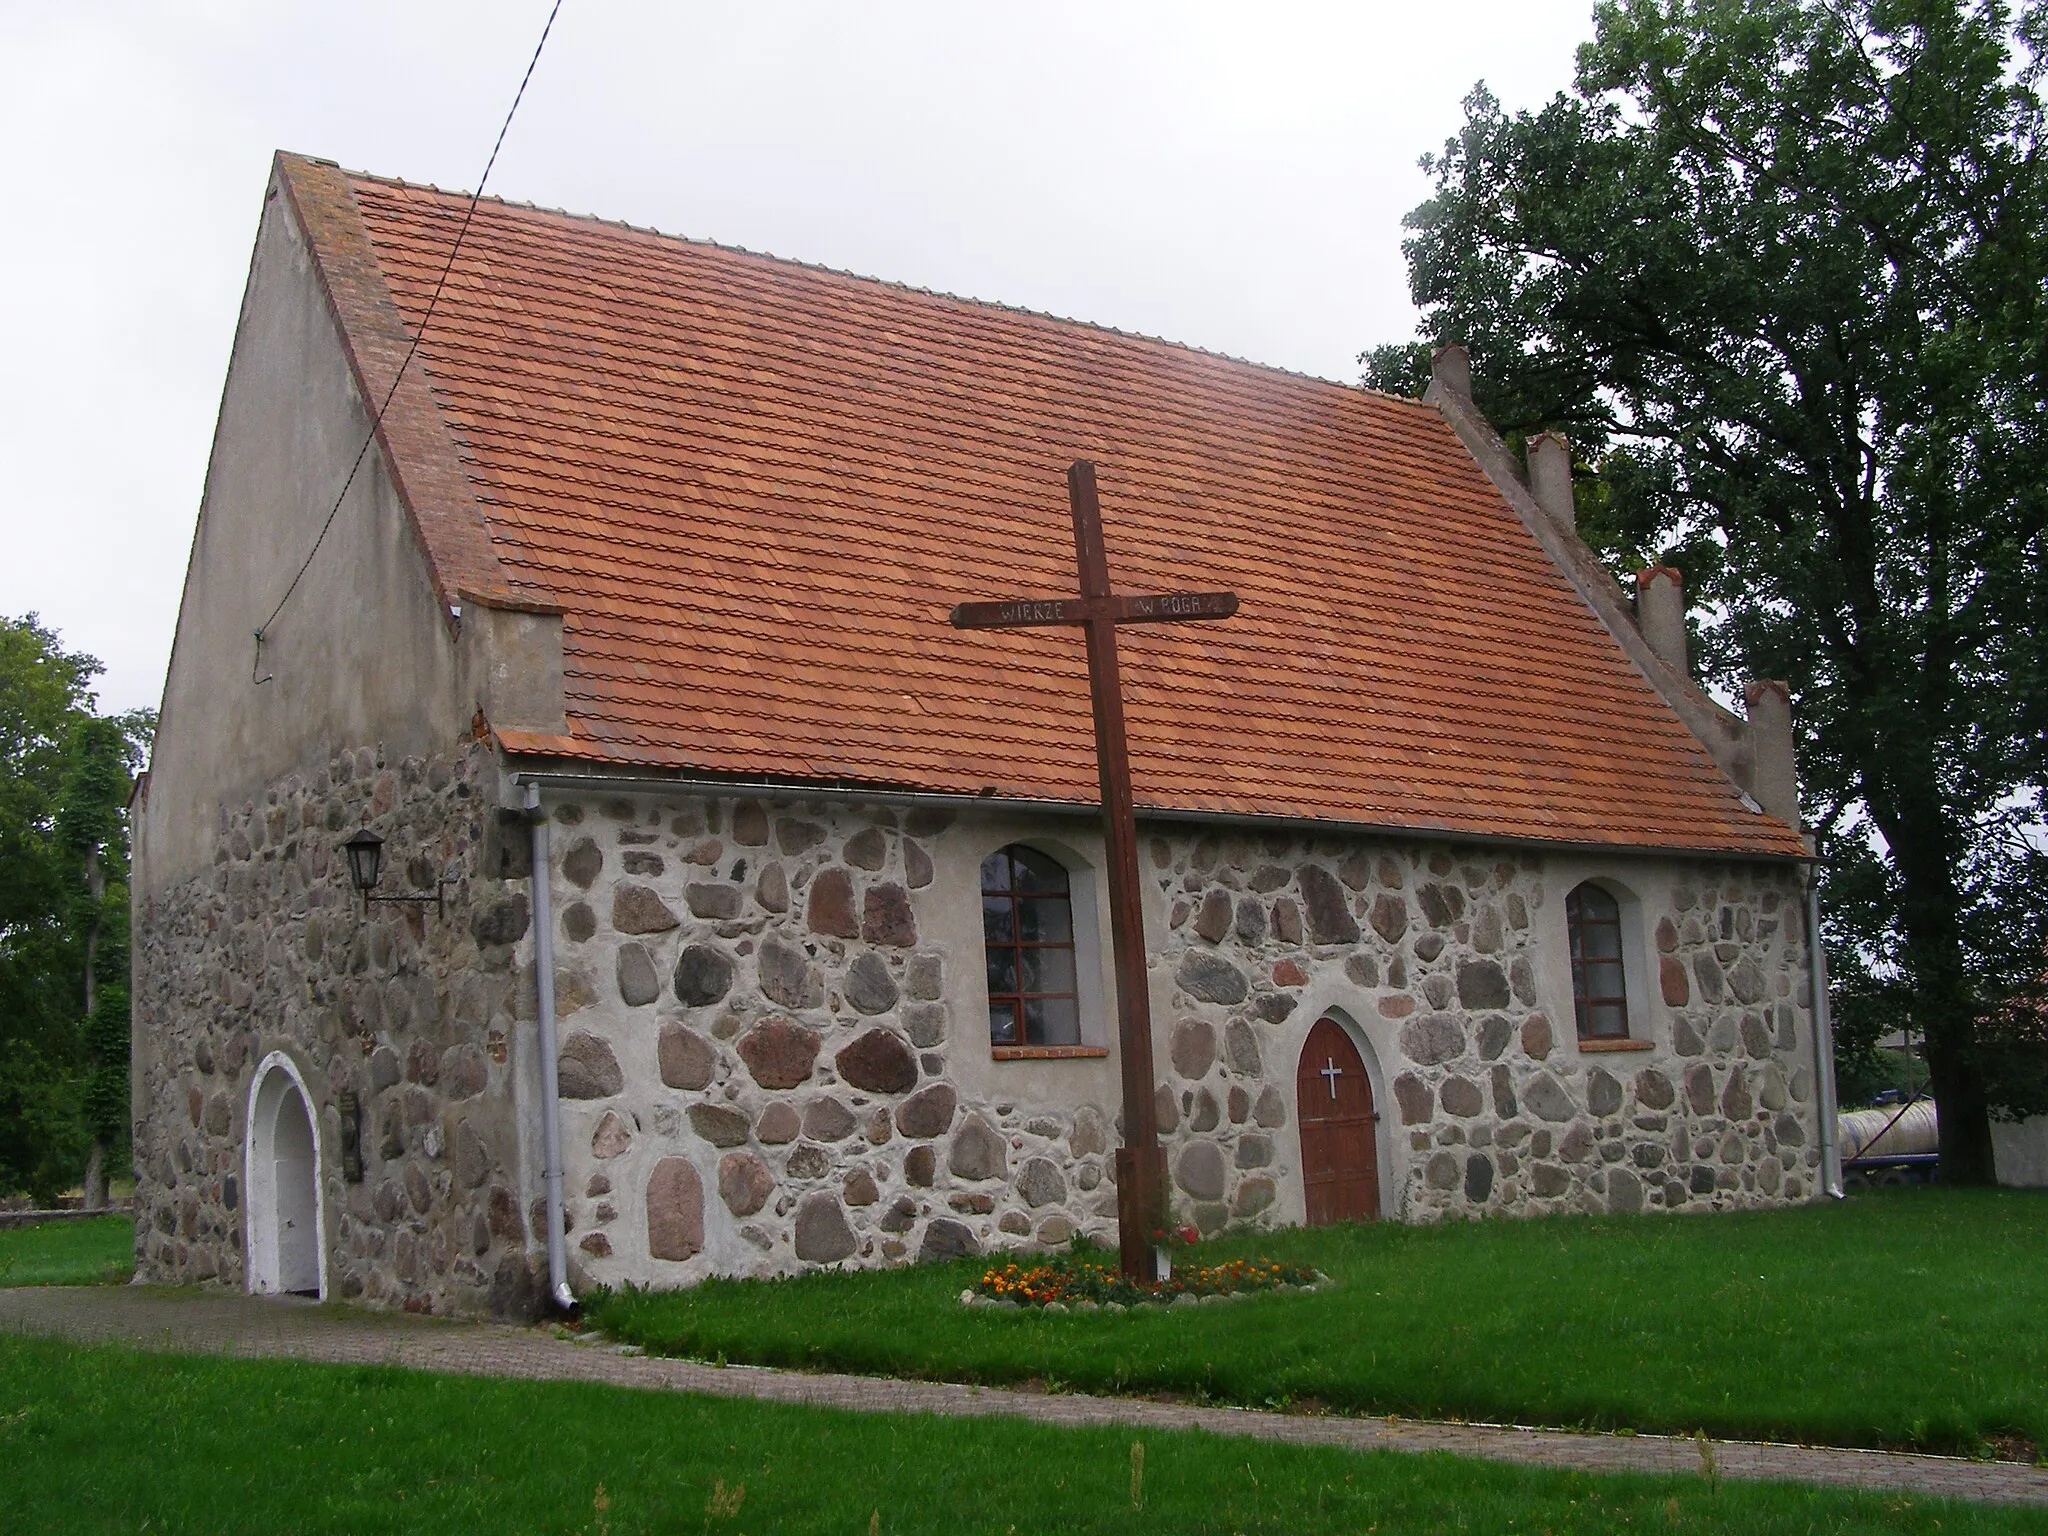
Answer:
[4, 1285, 2044, 1509]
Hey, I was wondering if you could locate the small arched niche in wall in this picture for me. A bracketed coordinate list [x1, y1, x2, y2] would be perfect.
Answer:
[245, 1052, 326, 1298]
[1565, 878, 1652, 1046]
[977, 839, 1108, 1058]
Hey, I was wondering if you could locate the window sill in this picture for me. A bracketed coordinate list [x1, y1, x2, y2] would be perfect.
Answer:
[1578, 1037, 1653, 1053]
[991, 1045, 1110, 1061]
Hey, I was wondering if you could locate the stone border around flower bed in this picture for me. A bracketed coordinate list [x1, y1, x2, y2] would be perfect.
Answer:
[960, 1271, 1334, 1314]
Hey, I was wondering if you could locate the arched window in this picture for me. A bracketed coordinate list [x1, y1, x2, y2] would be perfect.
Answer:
[1566, 883, 1629, 1040]
[980, 845, 1081, 1047]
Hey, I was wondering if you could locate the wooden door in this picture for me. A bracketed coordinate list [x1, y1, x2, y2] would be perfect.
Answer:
[1297, 1016, 1379, 1225]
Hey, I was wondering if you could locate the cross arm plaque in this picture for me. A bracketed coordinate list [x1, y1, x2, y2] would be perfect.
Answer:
[950, 460, 1238, 1281]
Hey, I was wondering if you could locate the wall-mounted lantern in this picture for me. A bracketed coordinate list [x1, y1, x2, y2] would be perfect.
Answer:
[341, 828, 453, 918]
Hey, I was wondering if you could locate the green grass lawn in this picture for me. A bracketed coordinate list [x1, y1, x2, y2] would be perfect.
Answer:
[589, 1187, 2048, 1459]
[0, 1214, 132, 1287]
[0, 1335, 2035, 1534]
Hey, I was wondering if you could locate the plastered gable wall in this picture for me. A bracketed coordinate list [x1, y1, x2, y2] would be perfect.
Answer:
[525, 788, 1824, 1291]
[139, 176, 470, 902]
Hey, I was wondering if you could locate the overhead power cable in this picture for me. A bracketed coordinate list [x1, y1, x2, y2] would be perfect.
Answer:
[253, 0, 564, 684]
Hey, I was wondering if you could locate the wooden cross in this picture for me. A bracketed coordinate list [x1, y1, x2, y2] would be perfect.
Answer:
[951, 460, 1238, 1281]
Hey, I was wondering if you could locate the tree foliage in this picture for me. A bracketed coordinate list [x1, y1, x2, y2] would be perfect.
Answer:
[0, 616, 151, 1203]
[1367, 0, 2048, 1178]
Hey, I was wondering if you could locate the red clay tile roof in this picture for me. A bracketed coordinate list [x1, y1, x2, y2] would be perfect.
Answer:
[279, 153, 1806, 859]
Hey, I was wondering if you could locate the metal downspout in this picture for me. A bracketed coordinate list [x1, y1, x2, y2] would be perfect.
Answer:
[1806, 877, 1845, 1198]
[525, 783, 575, 1310]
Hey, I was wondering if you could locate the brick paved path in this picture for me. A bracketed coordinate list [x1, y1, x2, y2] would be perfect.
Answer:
[4, 1285, 2044, 1508]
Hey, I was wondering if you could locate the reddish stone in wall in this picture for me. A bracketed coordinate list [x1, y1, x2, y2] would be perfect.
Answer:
[646, 1157, 704, 1261]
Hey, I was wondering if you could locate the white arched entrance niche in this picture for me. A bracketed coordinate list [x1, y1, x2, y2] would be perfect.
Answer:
[1280, 1004, 1399, 1224]
[245, 1051, 327, 1298]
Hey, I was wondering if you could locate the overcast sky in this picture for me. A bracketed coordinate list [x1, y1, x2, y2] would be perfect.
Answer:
[0, 1, 1595, 716]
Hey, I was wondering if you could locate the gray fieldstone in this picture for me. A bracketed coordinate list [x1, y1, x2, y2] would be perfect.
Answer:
[1439, 1075, 1484, 1117]
[1234, 897, 1268, 945]
[904, 1145, 936, 1186]
[905, 953, 944, 1001]
[1370, 893, 1407, 944]
[672, 944, 734, 1007]
[561, 902, 597, 943]
[1465, 1154, 1494, 1202]
[948, 1116, 1008, 1181]
[844, 952, 900, 1015]
[557, 1033, 623, 1099]
[1399, 1014, 1464, 1066]
[903, 843, 934, 888]
[686, 883, 741, 920]
[1224, 1019, 1262, 1076]
[1177, 951, 1248, 1004]
[646, 1158, 705, 1261]
[844, 1168, 880, 1205]
[1189, 1088, 1220, 1132]
[919, 1217, 980, 1263]
[755, 862, 789, 912]
[843, 826, 887, 870]
[1175, 1141, 1226, 1200]
[1522, 1072, 1576, 1123]
[1455, 961, 1510, 1010]
[592, 1111, 632, 1159]
[756, 936, 820, 1009]
[1234, 1176, 1277, 1217]
[785, 1144, 832, 1180]
[561, 837, 603, 889]
[473, 894, 531, 947]
[1253, 1086, 1287, 1128]
[1588, 1070, 1623, 1117]
[657, 1025, 717, 1091]
[611, 884, 679, 935]
[687, 1104, 751, 1148]
[1194, 889, 1233, 943]
[1297, 864, 1360, 944]
[1635, 1068, 1675, 1109]
[793, 1193, 857, 1263]
[1019, 1157, 1067, 1208]
[616, 943, 660, 1007]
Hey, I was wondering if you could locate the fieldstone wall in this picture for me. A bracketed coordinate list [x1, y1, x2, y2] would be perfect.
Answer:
[1146, 836, 1822, 1227]
[132, 754, 1823, 1311]
[131, 741, 547, 1317]
[533, 791, 1823, 1292]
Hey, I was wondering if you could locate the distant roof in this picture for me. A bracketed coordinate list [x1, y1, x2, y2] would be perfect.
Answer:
[276, 152, 1805, 859]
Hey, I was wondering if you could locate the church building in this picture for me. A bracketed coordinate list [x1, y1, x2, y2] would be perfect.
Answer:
[131, 153, 1837, 1316]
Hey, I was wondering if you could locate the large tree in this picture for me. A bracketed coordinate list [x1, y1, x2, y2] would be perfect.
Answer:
[0, 616, 150, 1205]
[1366, 0, 2048, 1180]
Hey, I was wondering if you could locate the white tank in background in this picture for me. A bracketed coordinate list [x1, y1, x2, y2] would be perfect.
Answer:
[1837, 1101, 1939, 1161]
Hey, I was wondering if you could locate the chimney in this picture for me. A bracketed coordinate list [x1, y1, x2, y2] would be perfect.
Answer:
[1742, 679, 1800, 826]
[1525, 432, 1575, 531]
[1430, 343, 1471, 400]
[1634, 567, 1688, 675]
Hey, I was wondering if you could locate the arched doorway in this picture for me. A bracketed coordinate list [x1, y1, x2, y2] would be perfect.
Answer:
[1296, 1016, 1380, 1225]
[246, 1055, 324, 1297]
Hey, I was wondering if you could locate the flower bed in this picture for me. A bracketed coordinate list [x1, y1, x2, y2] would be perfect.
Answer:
[963, 1254, 1325, 1312]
